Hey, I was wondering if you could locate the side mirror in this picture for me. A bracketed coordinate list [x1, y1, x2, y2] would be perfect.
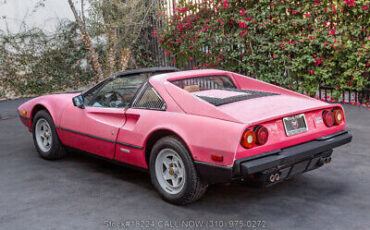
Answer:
[72, 95, 85, 109]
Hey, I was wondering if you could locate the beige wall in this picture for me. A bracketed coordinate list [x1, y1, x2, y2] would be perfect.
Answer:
[0, 0, 75, 33]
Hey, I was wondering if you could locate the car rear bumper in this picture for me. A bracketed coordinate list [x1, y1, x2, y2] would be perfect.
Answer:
[195, 130, 352, 184]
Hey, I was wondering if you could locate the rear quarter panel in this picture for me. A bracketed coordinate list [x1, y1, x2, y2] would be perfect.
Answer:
[118, 108, 245, 167]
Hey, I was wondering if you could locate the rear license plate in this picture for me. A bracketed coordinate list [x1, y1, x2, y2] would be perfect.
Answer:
[283, 114, 308, 136]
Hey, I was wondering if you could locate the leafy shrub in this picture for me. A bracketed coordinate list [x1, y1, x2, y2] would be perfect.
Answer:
[157, 0, 369, 97]
[0, 21, 96, 97]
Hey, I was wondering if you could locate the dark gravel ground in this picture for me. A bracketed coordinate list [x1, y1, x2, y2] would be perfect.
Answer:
[0, 98, 369, 230]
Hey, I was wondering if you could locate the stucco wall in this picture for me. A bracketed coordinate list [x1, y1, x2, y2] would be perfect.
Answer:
[0, 0, 74, 33]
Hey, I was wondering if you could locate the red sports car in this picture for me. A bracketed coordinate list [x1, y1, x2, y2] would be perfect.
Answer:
[18, 67, 352, 204]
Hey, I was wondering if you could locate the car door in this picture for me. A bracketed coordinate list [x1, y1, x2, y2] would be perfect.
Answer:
[114, 83, 166, 167]
[59, 105, 125, 159]
[59, 76, 144, 159]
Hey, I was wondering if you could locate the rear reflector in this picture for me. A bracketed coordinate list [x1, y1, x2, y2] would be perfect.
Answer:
[255, 126, 269, 145]
[211, 154, 223, 162]
[241, 129, 256, 148]
[333, 109, 343, 125]
[323, 110, 335, 127]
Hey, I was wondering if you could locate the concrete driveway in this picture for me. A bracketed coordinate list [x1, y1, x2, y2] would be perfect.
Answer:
[1, 98, 369, 230]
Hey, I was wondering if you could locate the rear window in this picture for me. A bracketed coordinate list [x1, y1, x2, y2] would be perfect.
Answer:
[171, 75, 236, 92]
[170, 75, 279, 106]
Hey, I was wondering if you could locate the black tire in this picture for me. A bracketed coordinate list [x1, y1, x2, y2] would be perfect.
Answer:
[149, 136, 208, 205]
[32, 110, 66, 160]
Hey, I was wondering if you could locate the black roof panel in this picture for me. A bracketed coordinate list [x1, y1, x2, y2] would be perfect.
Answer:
[112, 67, 179, 78]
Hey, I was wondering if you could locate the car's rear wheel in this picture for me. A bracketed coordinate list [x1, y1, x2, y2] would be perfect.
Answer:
[32, 110, 66, 160]
[149, 136, 208, 205]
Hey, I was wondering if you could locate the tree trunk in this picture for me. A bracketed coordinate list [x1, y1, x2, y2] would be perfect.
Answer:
[67, 0, 104, 82]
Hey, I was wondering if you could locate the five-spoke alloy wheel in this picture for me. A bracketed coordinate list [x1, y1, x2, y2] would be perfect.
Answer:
[150, 136, 208, 205]
[32, 110, 66, 160]
[35, 118, 53, 152]
[155, 148, 186, 194]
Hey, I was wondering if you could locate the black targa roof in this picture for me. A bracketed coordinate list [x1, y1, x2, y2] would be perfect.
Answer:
[111, 67, 179, 79]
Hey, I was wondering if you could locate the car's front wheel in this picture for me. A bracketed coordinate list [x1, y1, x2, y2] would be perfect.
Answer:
[149, 136, 208, 205]
[32, 110, 66, 160]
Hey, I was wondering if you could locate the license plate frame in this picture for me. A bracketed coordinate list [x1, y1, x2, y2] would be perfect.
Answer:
[283, 114, 308, 136]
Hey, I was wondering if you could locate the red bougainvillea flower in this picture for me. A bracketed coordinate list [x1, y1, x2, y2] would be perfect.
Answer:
[344, 0, 356, 7]
[218, 19, 223, 24]
[238, 21, 248, 28]
[328, 29, 336, 35]
[314, 57, 324, 66]
[241, 30, 248, 37]
[304, 13, 310, 18]
[308, 69, 314, 75]
[240, 9, 246, 16]
[176, 23, 184, 31]
[314, 0, 321, 6]
[222, 0, 229, 9]
[363, 5, 368, 10]
[246, 17, 252, 21]
[293, 10, 298, 14]
[178, 7, 190, 14]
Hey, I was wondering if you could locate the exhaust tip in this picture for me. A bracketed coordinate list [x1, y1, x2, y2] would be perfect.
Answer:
[269, 174, 275, 183]
[269, 173, 280, 183]
[324, 157, 332, 164]
[317, 158, 325, 166]
[274, 173, 280, 181]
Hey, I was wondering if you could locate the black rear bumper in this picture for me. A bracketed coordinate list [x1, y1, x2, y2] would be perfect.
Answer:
[195, 130, 352, 184]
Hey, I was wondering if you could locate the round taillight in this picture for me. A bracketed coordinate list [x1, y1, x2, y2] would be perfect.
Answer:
[333, 109, 343, 125]
[241, 129, 256, 148]
[323, 110, 335, 127]
[255, 126, 269, 145]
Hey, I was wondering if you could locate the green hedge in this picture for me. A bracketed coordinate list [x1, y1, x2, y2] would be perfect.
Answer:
[157, 0, 369, 98]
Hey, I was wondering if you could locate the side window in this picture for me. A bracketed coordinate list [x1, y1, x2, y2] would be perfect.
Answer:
[132, 84, 166, 110]
[83, 74, 147, 108]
